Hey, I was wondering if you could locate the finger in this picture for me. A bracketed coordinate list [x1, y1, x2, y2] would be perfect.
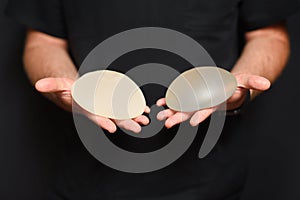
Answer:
[227, 87, 247, 103]
[114, 119, 142, 134]
[144, 106, 151, 114]
[35, 77, 74, 93]
[235, 74, 271, 91]
[157, 109, 176, 121]
[87, 114, 117, 133]
[156, 98, 166, 107]
[165, 112, 193, 129]
[227, 94, 246, 110]
[190, 108, 216, 126]
[248, 76, 271, 91]
[133, 115, 150, 125]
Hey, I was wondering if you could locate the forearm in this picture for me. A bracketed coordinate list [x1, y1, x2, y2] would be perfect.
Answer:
[231, 23, 290, 98]
[23, 30, 78, 84]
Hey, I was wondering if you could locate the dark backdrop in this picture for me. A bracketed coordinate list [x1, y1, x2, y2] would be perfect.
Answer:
[0, 0, 299, 199]
[0, 1, 69, 199]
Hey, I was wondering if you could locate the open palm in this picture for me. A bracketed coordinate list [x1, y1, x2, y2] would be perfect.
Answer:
[35, 77, 150, 133]
[156, 73, 271, 128]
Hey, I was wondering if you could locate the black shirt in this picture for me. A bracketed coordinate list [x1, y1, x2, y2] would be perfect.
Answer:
[5, 0, 299, 200]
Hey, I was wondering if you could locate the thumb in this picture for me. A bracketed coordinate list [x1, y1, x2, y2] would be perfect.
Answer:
[235, 74, 271, 91]
[35, 77, 74, 93]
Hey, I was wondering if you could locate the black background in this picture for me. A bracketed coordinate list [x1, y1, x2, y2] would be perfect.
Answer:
[0, 0, 300, 199]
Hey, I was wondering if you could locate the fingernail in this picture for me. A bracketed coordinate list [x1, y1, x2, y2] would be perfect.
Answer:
[190, 121, 198, 127]
[190, 120, 197, 127]
[142, 119, 150, 125]
[166, 121, 175, 129]
[264, 80, 271, 88]
[190, 114, 199, 126]
[145, 107, 151, 113]
[108, 126, 117, 133]
[35, 81, 49, 91]
[157, 112, 165, 121]
[134, 129, 141, 134]
[166, 125, 173, 129]
[132, 125, 142, 133]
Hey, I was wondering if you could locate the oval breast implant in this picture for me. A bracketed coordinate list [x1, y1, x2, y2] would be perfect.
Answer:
[166, 67, 237, 112]
[71, 70, 146, 120]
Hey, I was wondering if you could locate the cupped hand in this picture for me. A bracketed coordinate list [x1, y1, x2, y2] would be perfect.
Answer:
[156, 73, 271, 128]
[35, 77, 150, 133]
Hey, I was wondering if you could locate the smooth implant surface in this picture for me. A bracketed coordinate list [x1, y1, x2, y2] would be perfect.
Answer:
[166, 67, 237, 112]
[71, 70, 146, 120]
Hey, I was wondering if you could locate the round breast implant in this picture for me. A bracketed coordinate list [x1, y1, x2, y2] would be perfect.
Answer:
[71, 70, 146, 120]
[165, 67, 237, 112]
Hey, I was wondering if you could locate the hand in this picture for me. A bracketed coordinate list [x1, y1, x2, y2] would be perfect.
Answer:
[35, 77, 150, 133]
[227, 73, 271, 110]
[156, 73, 271, 128]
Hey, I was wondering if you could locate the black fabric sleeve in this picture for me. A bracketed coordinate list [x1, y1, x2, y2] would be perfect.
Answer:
[5, 0, 67, 38]
[239, 0, 300, 31]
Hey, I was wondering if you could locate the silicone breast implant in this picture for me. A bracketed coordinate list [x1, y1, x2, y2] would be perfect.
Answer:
[71, 70, 146, 120]
[165, 66, 237, 112]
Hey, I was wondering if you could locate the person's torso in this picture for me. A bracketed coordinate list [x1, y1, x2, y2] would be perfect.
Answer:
[62, 0, 243, 68]
[50, 1, 247, 199]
